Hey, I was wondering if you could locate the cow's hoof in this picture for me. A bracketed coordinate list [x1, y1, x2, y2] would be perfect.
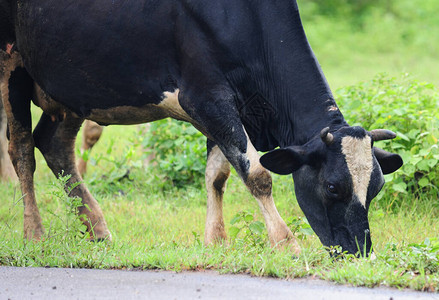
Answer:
[287, 239, 302, 256]
[204, 227, 227, 246]
[91, 237, 111, 243]
[24, 227, 44, 241]
[269, 225, 301, 255]
[277, 237, 301, 256]
[89, 232, 112, 243]
[204, 237, 228, 247]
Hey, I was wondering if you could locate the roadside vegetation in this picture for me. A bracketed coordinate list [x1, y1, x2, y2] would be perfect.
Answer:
[300, 0, 439, 89]
[1, 0, 438, 292]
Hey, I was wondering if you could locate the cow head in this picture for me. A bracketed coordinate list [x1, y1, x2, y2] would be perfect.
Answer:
[260, 126, 403, 255]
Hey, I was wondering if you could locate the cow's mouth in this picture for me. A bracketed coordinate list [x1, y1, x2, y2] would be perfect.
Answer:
[329, 224, 372, 256]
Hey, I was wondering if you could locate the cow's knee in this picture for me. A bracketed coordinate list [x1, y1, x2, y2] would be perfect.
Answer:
[246, 166, 272, 199]
[8, 137, 35, 171]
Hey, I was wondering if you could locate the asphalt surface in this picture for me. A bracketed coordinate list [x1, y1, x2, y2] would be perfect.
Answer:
[0, 266, 437, 300]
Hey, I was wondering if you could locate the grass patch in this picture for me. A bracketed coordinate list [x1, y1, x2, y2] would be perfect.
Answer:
[1, 0, 439, 292]
[1, 159, 438, 291]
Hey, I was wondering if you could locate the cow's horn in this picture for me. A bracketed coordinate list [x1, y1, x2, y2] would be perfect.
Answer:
[370, 129, 397, 141]
[320, 127, 334, 146]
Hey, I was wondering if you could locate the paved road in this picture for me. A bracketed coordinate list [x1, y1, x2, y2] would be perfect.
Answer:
[0, 266, 437, 300]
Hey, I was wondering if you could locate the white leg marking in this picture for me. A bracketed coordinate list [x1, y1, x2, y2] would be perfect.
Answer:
[244, 132, 299, 252]
[204, 145, 230, 244]
[341, 136, 373, 208]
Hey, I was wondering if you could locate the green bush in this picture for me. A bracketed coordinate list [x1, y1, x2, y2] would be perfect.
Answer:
[336, 74, 439, 204]
[299, 0, 396, 27]
[141, 119, 207, 189]
[301, 0, 391, 16]
[383, 238, 439, 276]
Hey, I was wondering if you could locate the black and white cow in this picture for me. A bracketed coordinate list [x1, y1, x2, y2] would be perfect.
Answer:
[0, 0, 402, 254]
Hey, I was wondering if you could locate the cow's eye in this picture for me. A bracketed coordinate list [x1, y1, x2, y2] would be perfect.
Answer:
[327, 183, 338, 195]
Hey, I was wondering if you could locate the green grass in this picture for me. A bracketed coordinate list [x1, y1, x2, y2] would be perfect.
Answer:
[1, 135, 438, 291]
[1, 0, 439, 292]
[300, 0, 439, 89]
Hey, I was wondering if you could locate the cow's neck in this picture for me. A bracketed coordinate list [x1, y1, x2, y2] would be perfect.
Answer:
[227, 1, 348, 150]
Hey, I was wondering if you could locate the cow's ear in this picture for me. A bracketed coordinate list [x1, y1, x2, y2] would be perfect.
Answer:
[373, 147, 403, 174]
[260, 147, 307, 175]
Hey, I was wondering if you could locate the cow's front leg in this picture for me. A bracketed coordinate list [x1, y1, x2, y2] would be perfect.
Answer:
[33, 112, 111, 241]
[1, 57, 43, 239]
[235, 133, 299, 252]
[217, 131, 298, 252]
[204, 139, 231, 244]
[180, 91, 299, 253]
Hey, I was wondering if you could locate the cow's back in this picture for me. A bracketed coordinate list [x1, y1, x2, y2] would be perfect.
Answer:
[16, 1, 183, 116]
[14, 0, 334, 150]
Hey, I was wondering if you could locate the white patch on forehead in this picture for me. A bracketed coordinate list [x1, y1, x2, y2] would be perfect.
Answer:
[341, 136, 373, 208]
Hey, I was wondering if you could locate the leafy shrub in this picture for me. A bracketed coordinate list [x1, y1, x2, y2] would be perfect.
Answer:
[382, 238, 439, 276]
[408, 238, 439, 274]
[140, 119, 206, 189]
[228, 211, 315, 249]
[46, 173, 89, 240]
[336, 74, 439, 204]
[81, 136, 141, 196]
[286, 216, 315, 241]
[229, 210, 268, 249]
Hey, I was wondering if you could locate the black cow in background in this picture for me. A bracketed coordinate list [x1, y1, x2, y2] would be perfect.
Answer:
[0, 0, 402, 255]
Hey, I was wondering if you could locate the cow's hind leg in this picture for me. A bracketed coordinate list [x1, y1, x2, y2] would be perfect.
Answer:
[33, 112, 111, 241]
[204, 139, 230, 244]
[77, 120, 103, 177]
[0, 94, 17, 181]
[1, 60, 43, 239]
